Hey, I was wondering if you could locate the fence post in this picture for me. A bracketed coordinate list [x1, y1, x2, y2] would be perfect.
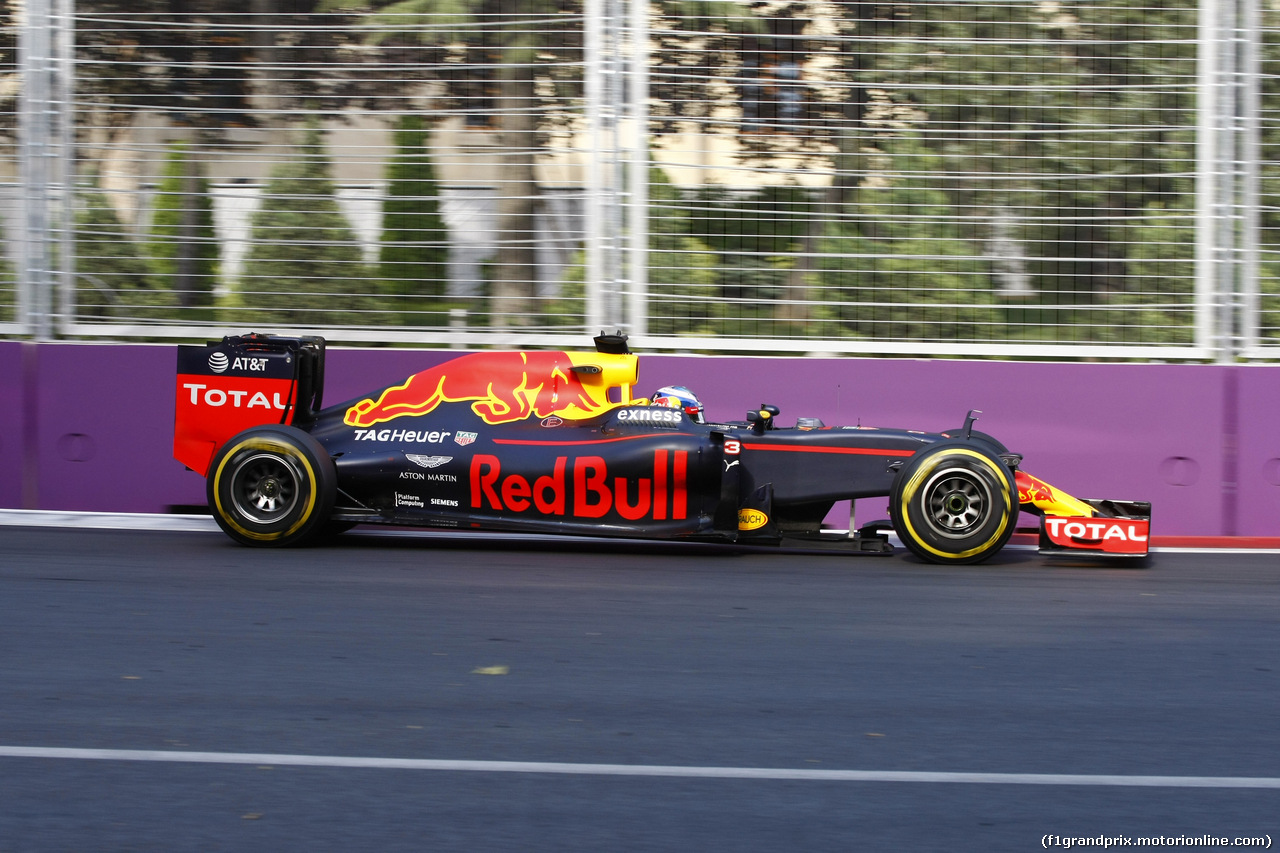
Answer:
[585, 0, 633, 335]
[1240, 0, 1261, 357]
[56, 0, 75, 338]
[1195, 0, 1229, 362]
[585, 0, 605, 333]
[625, 0, 649, 340]
[16, 0, 73, 342]
[18, 0, 54, 340]
[1196, 0, 1263, 362]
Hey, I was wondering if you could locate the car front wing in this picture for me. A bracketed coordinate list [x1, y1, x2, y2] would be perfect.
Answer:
[1016, 471, 1151, 558]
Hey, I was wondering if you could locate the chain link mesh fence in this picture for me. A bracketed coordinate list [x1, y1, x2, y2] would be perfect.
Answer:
[1, 0, 1277, 356]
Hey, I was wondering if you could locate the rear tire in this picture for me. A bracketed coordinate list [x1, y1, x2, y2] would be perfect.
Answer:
[890, 441, 1017, 565]
[207, 425, 336, 547]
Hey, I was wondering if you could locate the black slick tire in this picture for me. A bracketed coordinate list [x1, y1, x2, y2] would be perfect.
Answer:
[889, 440, 1017, 565]
[207, 425, 336, 547]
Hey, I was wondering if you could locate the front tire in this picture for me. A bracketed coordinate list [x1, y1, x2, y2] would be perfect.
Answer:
[207, 425, 336, 547]
[890, 441, 1017, 565]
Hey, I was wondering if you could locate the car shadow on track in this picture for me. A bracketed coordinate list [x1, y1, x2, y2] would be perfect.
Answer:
[314, 526, 1111, 568]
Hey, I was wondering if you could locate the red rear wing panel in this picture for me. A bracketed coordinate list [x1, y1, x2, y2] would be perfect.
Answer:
[174, 344, 299, 476]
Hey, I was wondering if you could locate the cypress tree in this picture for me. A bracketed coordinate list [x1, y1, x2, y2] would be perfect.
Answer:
[379, 113, 450, 325]
[0, 242, 14, 324]
[75, 183, 178, 324]
[240, 125, 372, 327]
[146, 141, 219, 320]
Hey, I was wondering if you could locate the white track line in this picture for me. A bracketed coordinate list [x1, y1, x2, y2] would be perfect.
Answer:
[0, 509, 218, 531]
[1, 746, 1278, 788]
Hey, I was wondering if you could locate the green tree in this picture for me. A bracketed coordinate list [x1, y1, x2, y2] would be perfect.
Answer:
[645, 163, 722, 336]
[1256, 14, 1280, 346]
[322, 0, 584, 327]
[71, 0, 407, 133]
[74, 184, 179, 323]
[379, 113, 450, 325]
[0, 249, 15, 324]
[239, 125, 373, 327]
[818, 135, 999, 342]
[146, 141, 219, 320]
[684, 184, 816, 334]
[550, 162, 718, 335]
[1075, 204, 1196, 346]
[869, 3, 1198, 314]
[1262, 266, 1280, 345]
[651, 2, 1205, 341]
[320, 0, 760, 330]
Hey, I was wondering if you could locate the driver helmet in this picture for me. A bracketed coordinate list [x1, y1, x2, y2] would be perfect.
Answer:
[651, 385, 704, 423]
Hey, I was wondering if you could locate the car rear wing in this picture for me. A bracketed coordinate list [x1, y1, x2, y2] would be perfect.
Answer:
[174, 334, 326, 476]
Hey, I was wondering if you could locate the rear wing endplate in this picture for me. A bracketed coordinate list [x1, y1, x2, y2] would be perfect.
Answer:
[174, 334, 326, 476]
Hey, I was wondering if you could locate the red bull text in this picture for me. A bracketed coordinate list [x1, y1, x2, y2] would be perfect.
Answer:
[470, 451, 688, 521]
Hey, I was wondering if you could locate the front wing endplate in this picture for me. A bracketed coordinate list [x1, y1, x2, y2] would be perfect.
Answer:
[1038, 499, 1152, 558]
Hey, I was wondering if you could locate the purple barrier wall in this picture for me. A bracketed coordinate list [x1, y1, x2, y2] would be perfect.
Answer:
[5, 342, 460, 513]
[28, 343, 194, 512]
[1, 340, 1273, 537]
[1236, 366, 1280, 537]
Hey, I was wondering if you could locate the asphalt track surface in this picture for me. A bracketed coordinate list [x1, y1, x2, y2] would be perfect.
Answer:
[1, 522, 1277, 852]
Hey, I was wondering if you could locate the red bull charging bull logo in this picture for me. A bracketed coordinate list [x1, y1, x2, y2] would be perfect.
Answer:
[1017, 471, 1057, 506]
[1016, 470, 1096, 518]
[344, 351, 633, 428]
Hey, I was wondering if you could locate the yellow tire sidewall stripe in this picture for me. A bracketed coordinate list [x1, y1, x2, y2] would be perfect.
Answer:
[212, 436, 318, 542]
[898, 448, 1012, 561]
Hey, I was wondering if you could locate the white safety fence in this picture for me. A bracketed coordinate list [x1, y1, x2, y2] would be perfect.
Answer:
[2, 0, 1279, 360]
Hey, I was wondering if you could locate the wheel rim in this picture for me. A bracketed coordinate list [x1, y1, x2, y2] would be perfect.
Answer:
[920, 467, 992, 539]
[229, 452, 300, 524]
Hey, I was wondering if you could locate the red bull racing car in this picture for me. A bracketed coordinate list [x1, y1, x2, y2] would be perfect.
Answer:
[174, 333, 1151, 564]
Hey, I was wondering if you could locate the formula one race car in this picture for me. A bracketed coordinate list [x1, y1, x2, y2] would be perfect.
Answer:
[174, 333, 1151, 564]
